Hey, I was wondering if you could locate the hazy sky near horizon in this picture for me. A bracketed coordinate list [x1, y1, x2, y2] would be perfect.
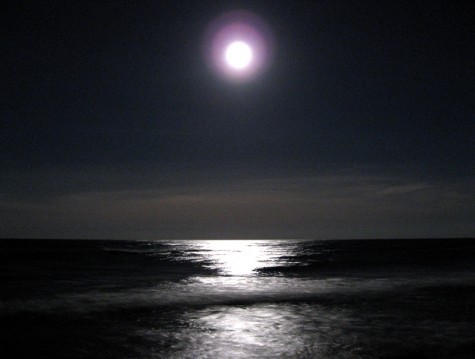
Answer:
[2, 1, 474, 239]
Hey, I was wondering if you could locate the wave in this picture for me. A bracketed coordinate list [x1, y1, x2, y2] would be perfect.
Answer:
[3, 274, 474, 316]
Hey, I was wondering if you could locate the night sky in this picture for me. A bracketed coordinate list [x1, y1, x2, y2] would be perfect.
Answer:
[2, 0, 474, 239]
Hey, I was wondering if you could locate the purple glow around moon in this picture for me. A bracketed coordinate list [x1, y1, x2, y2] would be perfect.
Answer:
[204, 10, 274, 83]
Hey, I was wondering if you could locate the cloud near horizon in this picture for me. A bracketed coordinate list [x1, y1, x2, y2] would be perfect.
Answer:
[1, 167, 474, 240]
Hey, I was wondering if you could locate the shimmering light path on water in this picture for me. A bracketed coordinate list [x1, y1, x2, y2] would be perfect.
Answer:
[166, 239, 298, 276]
[1, 239, 475, 358]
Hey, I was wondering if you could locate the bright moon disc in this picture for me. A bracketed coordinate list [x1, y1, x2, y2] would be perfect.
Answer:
[204, 10, 274, 82]
[225, 41, 252, 70]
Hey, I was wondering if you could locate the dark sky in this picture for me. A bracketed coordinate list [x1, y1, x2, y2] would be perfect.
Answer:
[2, 0, 474, 239]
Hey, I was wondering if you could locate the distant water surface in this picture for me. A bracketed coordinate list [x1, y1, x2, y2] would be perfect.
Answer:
[1, 238, 475, 358]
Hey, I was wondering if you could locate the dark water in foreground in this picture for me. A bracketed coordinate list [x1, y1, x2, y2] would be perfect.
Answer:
[1, 238, 475, 358]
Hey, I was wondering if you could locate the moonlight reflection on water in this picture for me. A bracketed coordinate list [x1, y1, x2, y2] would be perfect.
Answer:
[165, 303, 336, 358]
[180, 239, 293, 276]
[2, 239, 474, 358]
[198, 239, 274, 276]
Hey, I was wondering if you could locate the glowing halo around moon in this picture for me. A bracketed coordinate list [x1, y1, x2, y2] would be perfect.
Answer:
[204, 10, 274, 83]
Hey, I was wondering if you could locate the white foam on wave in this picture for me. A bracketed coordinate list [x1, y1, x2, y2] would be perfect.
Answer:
[3, 273, 469, 315]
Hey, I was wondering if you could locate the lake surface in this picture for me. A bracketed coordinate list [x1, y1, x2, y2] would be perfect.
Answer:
[1, 238, 475, 358]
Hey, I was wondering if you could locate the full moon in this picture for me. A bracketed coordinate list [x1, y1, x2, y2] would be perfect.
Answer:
[205, 10, 274, 82]
[225, 41, 252, 70]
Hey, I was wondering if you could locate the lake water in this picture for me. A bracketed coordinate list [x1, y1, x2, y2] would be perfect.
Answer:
[1, 238, 475, 358]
